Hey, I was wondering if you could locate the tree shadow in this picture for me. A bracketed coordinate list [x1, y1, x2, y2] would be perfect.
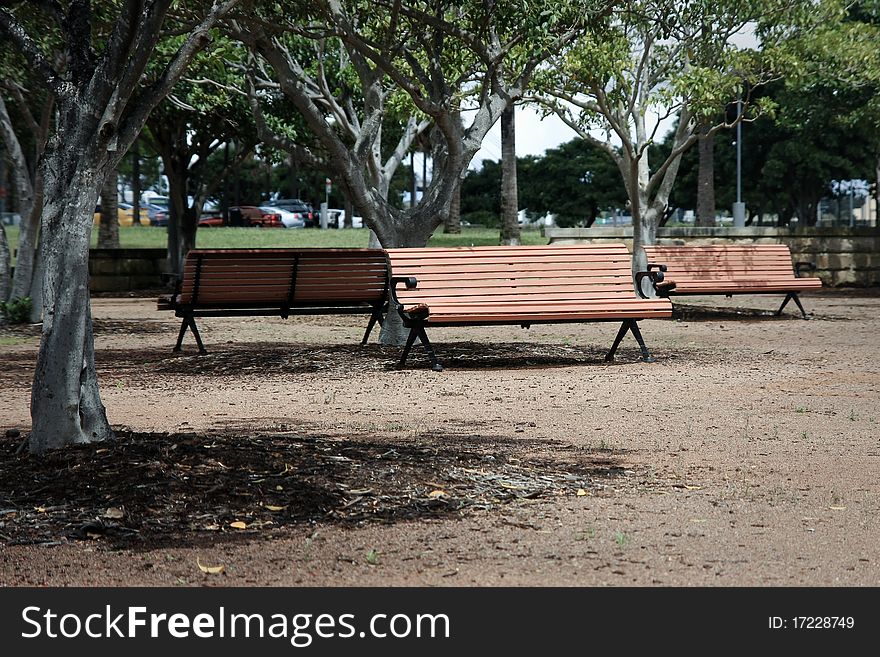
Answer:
[0, 429, 632, 551]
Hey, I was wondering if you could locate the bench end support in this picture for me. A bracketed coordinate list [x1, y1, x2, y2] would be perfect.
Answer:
[397, 325, 443, 371]
[605, 320, 654, 362]
[777, 292, 810, 319]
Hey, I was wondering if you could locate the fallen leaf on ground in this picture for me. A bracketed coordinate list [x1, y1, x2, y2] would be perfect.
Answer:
[264, 505, 287, 512]
[103, 507, 124, 519]
[197, 557, 225, 574]
[229, 521, 247, 529]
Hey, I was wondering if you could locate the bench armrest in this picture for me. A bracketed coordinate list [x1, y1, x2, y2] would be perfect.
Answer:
[389, 276, 418, 309]
[635, 264, 671, 299]
[794, 261, 816, 277]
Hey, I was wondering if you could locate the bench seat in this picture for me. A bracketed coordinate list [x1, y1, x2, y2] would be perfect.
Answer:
[640, 245, 822, 317]
[387, 244, 672, 370]
[158, 248, 389, 352]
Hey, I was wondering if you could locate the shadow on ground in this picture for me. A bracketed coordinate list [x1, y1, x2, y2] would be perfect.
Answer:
[151, 341, 656, 375]
[671, 303, 807, 322]
[0, 429, 629, 550]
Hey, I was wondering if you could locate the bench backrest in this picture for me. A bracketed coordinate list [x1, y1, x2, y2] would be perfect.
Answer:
[386, 244, 641, 308]
[178, 248, 389, 308]
[642, 245, 800, 282]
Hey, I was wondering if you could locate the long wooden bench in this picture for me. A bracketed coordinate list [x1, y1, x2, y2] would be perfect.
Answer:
[157, 248, 390, 353]
[386, 244, 672, 371]
[639, 244, 822, 318]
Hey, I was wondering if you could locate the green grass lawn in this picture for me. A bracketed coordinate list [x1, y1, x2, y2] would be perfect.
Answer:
[2, 224, 547, 264]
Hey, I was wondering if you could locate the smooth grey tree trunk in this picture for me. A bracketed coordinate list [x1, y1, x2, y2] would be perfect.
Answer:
[499, 105, 521, 246]
[696, 124, 716, 227]
[31, 158, 113, 453]
[373, 224, 437, 346]
[444, 182, 461, 234]
[11, 202, 39, 301]
[28, 244, 44, 323]
[0, 0, 242, 453]
[0, 94, 36, 302]
[98, 168, 120, 248]
[0, 223, 9, 305]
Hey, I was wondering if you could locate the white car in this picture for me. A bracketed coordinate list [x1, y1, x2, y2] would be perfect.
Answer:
[327, 209, 363, 229]
[261, 205, 305, 228]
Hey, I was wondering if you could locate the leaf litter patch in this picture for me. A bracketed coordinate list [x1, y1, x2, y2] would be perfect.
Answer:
[0, 430, 629, 549]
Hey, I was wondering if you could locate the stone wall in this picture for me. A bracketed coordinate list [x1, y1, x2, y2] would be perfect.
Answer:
[545, 226, 880, 286]
[89, 248, 168, 292]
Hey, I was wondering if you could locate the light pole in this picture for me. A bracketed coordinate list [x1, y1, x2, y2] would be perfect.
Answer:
[732, 97, 746, 227]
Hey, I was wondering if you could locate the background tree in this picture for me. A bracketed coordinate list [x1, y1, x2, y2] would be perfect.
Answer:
[532, 0, 831, 275]
[498, 104, 520, 245]
[0, 48, 54, 315]
[144, 39, 257, 276]
[671, 82, 874, 225]
[97, 167, 119, 247]
[461, 138, 626, 227]
[0, 0, 239, 454]
[235, 0, 598, 342]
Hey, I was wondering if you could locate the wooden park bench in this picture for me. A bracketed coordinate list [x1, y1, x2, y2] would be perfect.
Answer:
[157, 248, 390, 353]
[386, 244, 672, 371]
[639, 244, 822, 318]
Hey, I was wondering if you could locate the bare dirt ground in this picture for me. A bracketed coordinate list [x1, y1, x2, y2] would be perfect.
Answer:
[1, 289, 878, 587]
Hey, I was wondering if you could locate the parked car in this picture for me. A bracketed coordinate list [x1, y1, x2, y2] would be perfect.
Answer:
[151, 209, 169, 226]
[93, 202, 149, 227]
[144, 203, 166, 223]
[230, 205, 283, 227]
[326, 208, 364, 229]
[261, 205, 304, 228]
[265, 198, 314, 227]
[198, 214, 225, 227]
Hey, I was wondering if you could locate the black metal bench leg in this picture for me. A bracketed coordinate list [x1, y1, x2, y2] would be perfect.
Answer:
[604, 320, 631, 362]
[397, 327, 420, 369]
[188, 317, 207, 354]
[361, 309, 382, 345]
[417, 326, 443, 372]
[791, 293, 809, 319]
[776, 292, 794, 316]
[628, 320, 654, 362]
[777, 292, 810, 319]
[604, 320, 654, 362]
[173, 317, 189, 352]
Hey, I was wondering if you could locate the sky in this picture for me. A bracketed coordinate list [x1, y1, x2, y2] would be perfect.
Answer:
[470, 107, 577, 168]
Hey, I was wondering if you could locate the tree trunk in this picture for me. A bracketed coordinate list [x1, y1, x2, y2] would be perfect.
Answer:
[131, 140, 142, 225]
[499, 105, 521, 246]
[373, 218, 437, 346]
[444, 180, 461, 234]
[10, 200, 40, 301]
[875, 152, 880, 226]
[696, 124, 716, 227]
[28, 243, 44, 323]
[344, 196, 354, 228]
[98, 168, 120, 248]
[631, 205, 658, 280]
[30, 160, 113, 454]
[165, 165, 189, 277]
[0, 223, 9, 306]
